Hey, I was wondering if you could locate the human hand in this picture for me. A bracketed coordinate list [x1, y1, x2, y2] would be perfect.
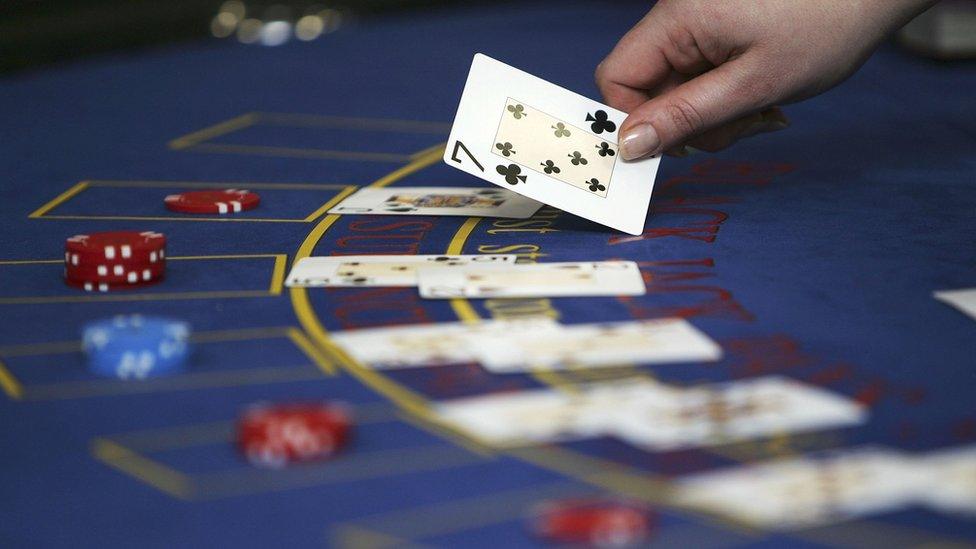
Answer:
[596, 0, 937, 159]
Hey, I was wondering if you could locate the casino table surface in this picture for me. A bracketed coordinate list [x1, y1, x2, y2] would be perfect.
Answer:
[2, 1, 975, 547]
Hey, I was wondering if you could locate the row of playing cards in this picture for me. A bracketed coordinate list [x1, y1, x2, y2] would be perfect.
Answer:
[676, 443, 976, 529]
[331, 317, 721, 373]
[285, 255, 647, 299]
[432, 376, 866, 451]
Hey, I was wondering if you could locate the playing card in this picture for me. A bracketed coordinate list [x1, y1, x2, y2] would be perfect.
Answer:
[609, 376, 867, 452]
[433, 388, 596, 446]
[469, 318, 722, 372]
[916, 444, 976, 516]
[674, 448, 923, 529]
[284, 254, 517, 287]
[330, 318, 561, 369]
[934, 288, 976, 321]
[327, 186, 543, 218]
[444, 54, 662, 235]
[416, 261, 647, 299]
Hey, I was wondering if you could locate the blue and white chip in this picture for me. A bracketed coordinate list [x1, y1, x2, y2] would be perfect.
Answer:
[82, 315, 191, 379]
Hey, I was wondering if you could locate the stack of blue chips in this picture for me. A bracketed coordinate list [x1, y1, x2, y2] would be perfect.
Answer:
[82, 315, 191, 379]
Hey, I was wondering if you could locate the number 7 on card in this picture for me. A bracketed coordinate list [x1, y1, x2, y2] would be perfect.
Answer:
[444, 54, 662, 235]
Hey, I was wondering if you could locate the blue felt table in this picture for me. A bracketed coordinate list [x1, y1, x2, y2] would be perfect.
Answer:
[1, 1, 975, 546]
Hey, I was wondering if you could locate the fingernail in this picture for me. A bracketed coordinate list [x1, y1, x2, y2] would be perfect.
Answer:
[619, 123, 661, 161]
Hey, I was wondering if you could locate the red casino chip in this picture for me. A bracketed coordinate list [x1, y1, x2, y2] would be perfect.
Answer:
[65, 262, 165, 285]
[236, 402, 352, 468]
[528, 499, 653, 547]
[165, 189, 260, 214]
[64, 274, 166, 293]
[65, 231, 166, 262]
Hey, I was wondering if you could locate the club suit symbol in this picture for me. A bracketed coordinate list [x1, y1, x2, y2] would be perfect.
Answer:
[587, 178, 606, 192]
[568, 151, 588, 166]
[496, 164, 528, 185]
[551, 123, 571, 137]
[596, 142, 615, 157]
[495, 142, 516, 157]
[586, 110, 617, 134]
[540, 160, 560, 174]
[507, 104, 527, 119]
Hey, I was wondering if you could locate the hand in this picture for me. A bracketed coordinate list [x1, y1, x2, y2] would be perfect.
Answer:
[596, 0, 937, 159]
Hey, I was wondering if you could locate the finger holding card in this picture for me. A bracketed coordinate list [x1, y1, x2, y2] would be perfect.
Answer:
[444, 54, 662, 235]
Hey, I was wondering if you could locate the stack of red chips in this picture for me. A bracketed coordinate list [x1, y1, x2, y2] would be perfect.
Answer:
[64, 231, 167, 292]
[236, 402, 352, 468]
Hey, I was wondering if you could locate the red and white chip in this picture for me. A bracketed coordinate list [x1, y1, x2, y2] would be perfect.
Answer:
[165, 189, 260, 215]
[236, 402, 352, 468]
[528, 499, 653, 547]
[65, 231, 166, 261]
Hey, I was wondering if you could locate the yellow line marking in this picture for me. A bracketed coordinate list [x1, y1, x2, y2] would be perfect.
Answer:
[0, 290, 273, 306]
[38, 215, 310, 223]
[0, 359, 23, 399]
[446, 217, 480, 254]
[184, 143, 415, 163]
[286, 328, 337, 376]
[86, 180, 350, 190]
[28, 180, 89, 218]
[395, 411, 495, 458]
[90, 439, 194, 499]
[409, 142, 447, 160]
[370, 146, 445, 188]
[168, 113, 257, 150]
[24, 366, 325, 401]
[193, 444, 485, 500]
[253, 112, 451, 134]
[269, 254, 287, 295]
[333, 525, 429, 549]
[0, 254, 282, 266]
[302, 186, 358, 222]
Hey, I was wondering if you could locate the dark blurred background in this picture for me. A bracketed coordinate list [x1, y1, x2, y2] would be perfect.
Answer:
[2, 0, 974, 74]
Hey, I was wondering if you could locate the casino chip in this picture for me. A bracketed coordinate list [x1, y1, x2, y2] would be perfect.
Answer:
[82, 315, 191, 379]
[64, 231, 166, 292]
[527, 499, 653, 547]
[164, 189, 260, 214]
[236, 402, 352, 468]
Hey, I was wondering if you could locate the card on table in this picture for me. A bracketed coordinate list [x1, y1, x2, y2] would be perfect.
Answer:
[443, 54, 662, 235]
[674, 448, 922, 529]
[470, 318, 722, 372]
[330, 318, 561, 369]
[327, 186, 543, 218]
[284, 254, 517, 287]
[417, 260, 646, 299]
[607, 376, 867, 452]
[934, 288, 976, 322]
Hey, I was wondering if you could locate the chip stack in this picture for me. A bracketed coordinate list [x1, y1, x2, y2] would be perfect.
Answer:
[64, 231, 166, 292]
[236, 402, 352, 468]
[82, 315, 191, 379]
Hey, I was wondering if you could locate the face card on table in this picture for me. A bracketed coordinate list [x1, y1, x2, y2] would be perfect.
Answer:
[417, 261, 647, 299]
[444, 54, 662, 235]
[328, 186, 543, 218]
[284, 254, 517, 287]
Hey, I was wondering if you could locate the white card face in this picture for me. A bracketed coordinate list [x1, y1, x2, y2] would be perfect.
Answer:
[284, 255, 517, 287]
[417, 261, 647, 299]
[610, 376, 867, 452]
[675, 448, 923, 529]
[916, 444, 976, 515]
[434, 389, 591, 446]
[934, 288, 976, 321]
[444, 54, 662, 235]
[470, 318, 722, 372]
[328, 186, 543, 219]
[330, 318, 561, 369]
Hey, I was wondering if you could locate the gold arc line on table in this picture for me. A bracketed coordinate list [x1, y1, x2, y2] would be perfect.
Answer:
[303, 186, 359, 222]
[0, 359, 23, 399]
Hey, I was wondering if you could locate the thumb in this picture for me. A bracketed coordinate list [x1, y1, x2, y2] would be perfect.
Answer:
[618, 58, 773, 160]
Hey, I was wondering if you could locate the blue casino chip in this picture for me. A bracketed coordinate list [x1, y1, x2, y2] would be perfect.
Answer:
[82, 315, 191, 379]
